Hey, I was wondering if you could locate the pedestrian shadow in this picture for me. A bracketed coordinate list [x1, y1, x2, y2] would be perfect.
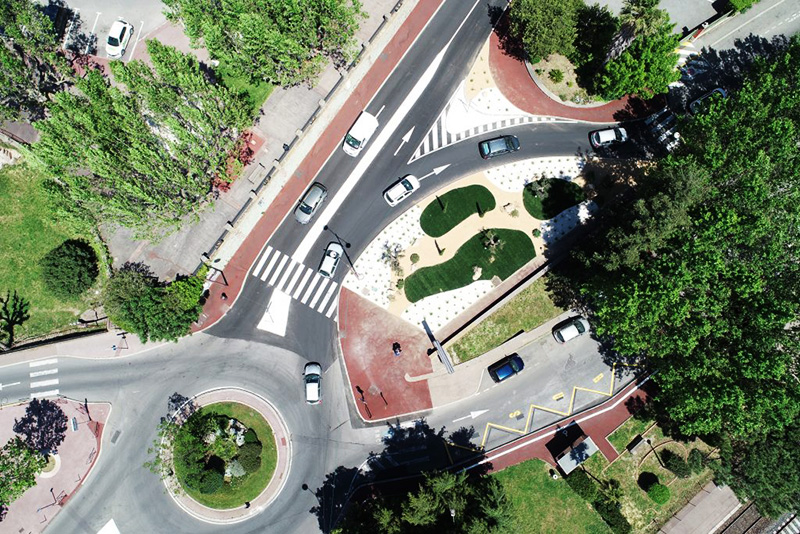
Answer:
[308, 419, 490, 533]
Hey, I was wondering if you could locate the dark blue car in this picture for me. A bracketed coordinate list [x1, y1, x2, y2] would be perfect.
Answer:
[488, 353, 524, 383]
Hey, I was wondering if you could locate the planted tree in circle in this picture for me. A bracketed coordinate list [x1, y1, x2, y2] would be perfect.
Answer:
[13, 398, 68, 455]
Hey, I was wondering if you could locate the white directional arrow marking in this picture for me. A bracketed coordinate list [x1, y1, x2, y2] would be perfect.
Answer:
[418, 164, 450, 181]
[0, 381, 21, 391]
[452, 410, 489, 423]
[393, 126, 416, 156]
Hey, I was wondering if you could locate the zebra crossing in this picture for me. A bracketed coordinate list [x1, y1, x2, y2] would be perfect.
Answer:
[409, 102, 568, 163]
[251, 245, 339, 319]
[29, 358, 60, 398]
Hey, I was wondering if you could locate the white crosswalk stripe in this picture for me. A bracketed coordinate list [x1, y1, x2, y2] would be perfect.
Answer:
[409, 102, 572, 163]
[250, 247, 340, 319]
[27, 360, 60, 397]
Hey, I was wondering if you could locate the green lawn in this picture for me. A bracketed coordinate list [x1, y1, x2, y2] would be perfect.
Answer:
[404, 229, 535, 303]
[216, 63, 273, 115]
[449, 276, 564, 362]
[174, 402, 278, 509]
[419, 185, 496, 237]
[607, 416, 653, 454]
[494, 459, 611, 534]
[523, 178, 586, 220]
[0, 160, 105, 341]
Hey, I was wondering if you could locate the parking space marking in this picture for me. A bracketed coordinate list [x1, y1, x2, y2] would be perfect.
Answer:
[63, 8, 79, 50]
[478, 363, 639, 448]
[86, 12, 101, 55]
[593, 373, 604, 383]
[127, 20, 145, 61]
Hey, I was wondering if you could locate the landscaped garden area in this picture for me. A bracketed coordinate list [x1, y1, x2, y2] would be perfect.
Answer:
[403, 228, 535, 303]
[523, 178, 587, 220]
[419, 185, 496, 237]
[449, 276, 564, 362]
[172, 402, 277, 509]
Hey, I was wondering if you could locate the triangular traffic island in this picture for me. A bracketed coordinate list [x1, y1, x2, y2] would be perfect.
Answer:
[338, 287, 433, 421]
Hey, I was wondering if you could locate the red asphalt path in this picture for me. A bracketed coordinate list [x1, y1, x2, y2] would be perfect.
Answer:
[192, 0, 445, 331]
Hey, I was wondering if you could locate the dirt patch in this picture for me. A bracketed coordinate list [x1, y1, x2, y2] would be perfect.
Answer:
[531, 54, 601, 105]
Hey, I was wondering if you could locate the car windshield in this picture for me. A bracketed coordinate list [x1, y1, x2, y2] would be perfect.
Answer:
[574, 321, 586, 334]
[400, 179, 413, 191]
[345, 134, 361, 149]
[496, 364, 513, 380]
[299, 202, 313, 214]
[107, 36, 120, 46]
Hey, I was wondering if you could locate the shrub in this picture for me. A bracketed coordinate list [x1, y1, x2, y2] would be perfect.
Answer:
[647, 483, 670, 505]
[661, 449, 691, 478]
[549, 69, 564, 83]
[243, 429, 258, 443]
[565, 469, 597, 501]
[198, 467, 224, 494]
[239, 452, 261, 473]
[396, 278, 405, 290]
[637, 471, 659, 492]
[532, 229, 541, 238]
[687, 448, 704, 473]
[40, 239, 99, 299]
[410, 253, 420, 264]
[239, 441, 262, 459]
[593, 496, 632, 534]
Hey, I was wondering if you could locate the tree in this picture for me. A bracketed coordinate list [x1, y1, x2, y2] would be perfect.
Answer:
[598, 22, 680, 99]
[605, 0, 670, 62]
[34, 41, 251, 237]
[0, 437, 47, 514]
[0, 0, 72, 120]
[0, 289, 30, 347]
[660, 450, 690, 478]
[161, 0, 366, 87]
[103, 263, 206, 343]
[13, 398, 68, 455]
[508, 0, 583, 62]
[39, 239, 100, 299]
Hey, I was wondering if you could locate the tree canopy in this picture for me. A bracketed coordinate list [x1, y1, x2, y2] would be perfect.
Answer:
[0, 437, 47, 515]
[33, 40, 252, 237]
[161, 0, 366, 87]
[0, 0, 72, 120]
[40, 239, 100, 298]
[507, 0, 583, 63]
[13, 398, 68, 454]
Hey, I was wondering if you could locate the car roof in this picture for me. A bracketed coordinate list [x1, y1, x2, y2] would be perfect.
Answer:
[596, 129, 617, 143]
[109, 20, 128, 32]
[305, 381, 320, 402]
[305, 362, 321, 374]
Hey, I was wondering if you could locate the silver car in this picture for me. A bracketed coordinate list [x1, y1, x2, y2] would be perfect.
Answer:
[318, 242, 344, 279]
[303, 362, 322, 405]
[294, 183, 327, 224]
[553, 317, 590, 343]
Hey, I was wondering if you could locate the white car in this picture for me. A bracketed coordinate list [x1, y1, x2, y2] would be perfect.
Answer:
[383, 175, 420, 206]
[318, 242, 344, 279]
[106, 20, 133, 59]
[589, 127, 628, 148]
[342, 111, 379, 157]
[553, 317, 591, 344]
[303, 362, 322, 405]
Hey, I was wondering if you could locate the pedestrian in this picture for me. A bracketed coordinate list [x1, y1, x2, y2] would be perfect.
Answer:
[221, 292, 228, 301]
[392, 342, 402, 357]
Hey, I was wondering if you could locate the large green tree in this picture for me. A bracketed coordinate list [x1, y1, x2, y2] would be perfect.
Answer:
[34, 40, 251, 237]
[597, 22, 680, 99]
[161, 0, 365, 87]
[0, 437, 47, 514]
[0, 0, 72, 120]
[507, 0, 583, 62]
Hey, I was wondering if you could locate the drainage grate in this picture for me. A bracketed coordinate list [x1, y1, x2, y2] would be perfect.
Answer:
[110, 430, 121, 444]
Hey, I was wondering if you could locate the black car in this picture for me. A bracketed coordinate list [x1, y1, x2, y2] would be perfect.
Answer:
[487, 353, 524, 383]
[478, 135, 520, 159]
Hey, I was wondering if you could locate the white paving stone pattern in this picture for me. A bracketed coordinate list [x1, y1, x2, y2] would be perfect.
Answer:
[540, 200, 599, 246]
[343, 205, 424, 308]
[484, 156, 586, 192]
[402, 280, 496, 332]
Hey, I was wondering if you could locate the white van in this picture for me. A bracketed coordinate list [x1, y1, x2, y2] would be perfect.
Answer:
[342, 111, 379, 157]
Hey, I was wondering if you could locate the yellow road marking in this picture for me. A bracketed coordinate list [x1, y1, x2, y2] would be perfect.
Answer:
[593, 373, 604, 383]
[509, 410, 522, 418]
[552, 392, 564, 401]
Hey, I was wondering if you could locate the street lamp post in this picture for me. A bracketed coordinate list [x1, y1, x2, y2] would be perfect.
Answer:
[323, 225, 361, 279]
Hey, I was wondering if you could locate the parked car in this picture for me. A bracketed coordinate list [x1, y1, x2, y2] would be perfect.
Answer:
[303, 362, 322, 405]
[688, 88, 727, 115]
[318, 242, 344, 278]
[589, 127, 628, 148]
[553, 317, 590, 344]
[487, 353, 524, 383]
[383, 175, 420, 206]
[294, 182, 328, 224]
[343, 111, 379, 157]
[106, 20, 133, 59]
[478, 135, 520, 159]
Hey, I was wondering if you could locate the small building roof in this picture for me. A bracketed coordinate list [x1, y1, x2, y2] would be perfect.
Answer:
[556, 436, 599, 475]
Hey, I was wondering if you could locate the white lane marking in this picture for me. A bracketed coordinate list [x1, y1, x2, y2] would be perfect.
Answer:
[30, 358, 58, 368]
[31, 379, 59, 389]
[292, 268, 314, 299]
[291, 0, 483, 264]
[30, 369, 58, 378]
[308, 278, 331, 308]
[261, 249, 282, 281]
[324, 294, 339, 318]
[252, 245, 273, 277]
[276, 260, 298, 291]
[98, 518, 121, 534]
[283, 262, 305, 294]
[256, 290, 290, 336]
[63, 8, 79, 50]
[87, 12, 101, 55]
[709, 0, 786, 47]
[268, 255, 289, 286]
[31, 389, 59, 399]
[316, 282, 338, 312]
[126, 20, 144, 60]
[301, 274, 323, 304]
